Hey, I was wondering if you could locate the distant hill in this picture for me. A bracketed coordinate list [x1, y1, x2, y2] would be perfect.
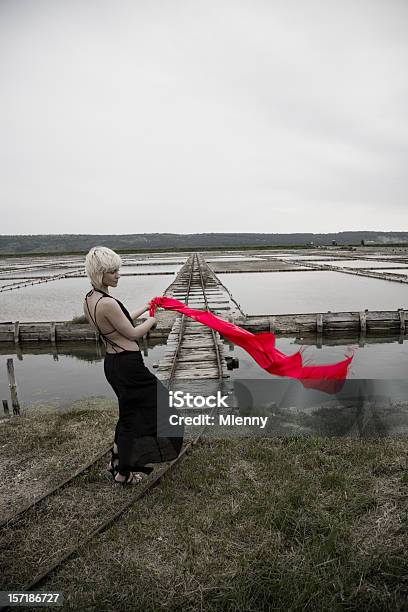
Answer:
[0, 232, 407, 255]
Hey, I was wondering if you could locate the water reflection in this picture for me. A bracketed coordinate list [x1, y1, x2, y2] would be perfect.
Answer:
[231, 378, 408, 437]
[0, 338, 167, 409]
[157, 374, 408, 439]
[1, 335, 407, 419]
[225, 335, 408, 380]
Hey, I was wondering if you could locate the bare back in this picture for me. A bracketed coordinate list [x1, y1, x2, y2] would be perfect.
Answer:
[83, 291, 140, 353]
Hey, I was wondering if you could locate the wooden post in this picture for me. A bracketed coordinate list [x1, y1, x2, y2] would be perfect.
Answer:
[359, 310, 367, 347]
[50, 321, 56, 344]
[13, 321, 20, 344]
[269, 317, 276, 333]
[316, 314, 323, 349]
[359, 311, 367, 334]
[398, 309, 406, 333]
[6, 358, 20, 415]
[2, 399, 9, 416]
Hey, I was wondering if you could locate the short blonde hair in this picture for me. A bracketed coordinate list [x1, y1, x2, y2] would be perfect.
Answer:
[84, 246, 122, 288]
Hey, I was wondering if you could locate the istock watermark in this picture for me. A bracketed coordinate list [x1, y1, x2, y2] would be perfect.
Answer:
[169, 390, 230, 408]
[157, 378, 408, 439]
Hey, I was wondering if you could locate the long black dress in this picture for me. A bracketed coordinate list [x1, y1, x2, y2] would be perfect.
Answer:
[85, 287, 183, 474]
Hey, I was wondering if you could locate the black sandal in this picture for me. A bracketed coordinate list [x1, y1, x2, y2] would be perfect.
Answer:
[114, 471, 144, 486]
[114, 466, 153, 486]
[107, 447, 120, 477]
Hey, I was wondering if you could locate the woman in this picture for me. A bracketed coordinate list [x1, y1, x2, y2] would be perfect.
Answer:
[83, 246, 183, 485]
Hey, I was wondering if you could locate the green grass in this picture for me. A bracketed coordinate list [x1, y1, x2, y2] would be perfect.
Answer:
[70, 314, 88, 324]
[43, 436, 407, 612]
[1, 406, 407, 611]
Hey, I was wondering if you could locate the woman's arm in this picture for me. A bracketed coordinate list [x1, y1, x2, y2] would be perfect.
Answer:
[130, 303, 150, 321]
[104, 301, 156, 339]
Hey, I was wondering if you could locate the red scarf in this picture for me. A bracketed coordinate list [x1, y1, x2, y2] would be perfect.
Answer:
[150, 296, 354, 393]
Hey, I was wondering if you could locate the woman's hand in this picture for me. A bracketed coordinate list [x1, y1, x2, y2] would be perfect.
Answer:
[130, 301, 154, 321]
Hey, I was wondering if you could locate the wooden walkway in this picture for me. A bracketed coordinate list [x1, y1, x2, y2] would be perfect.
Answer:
[156, 254, 233, 383]
[163, 254, 243, 316]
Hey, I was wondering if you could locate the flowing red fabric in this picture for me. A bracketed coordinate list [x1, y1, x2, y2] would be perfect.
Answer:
[149, 296, 354, 393]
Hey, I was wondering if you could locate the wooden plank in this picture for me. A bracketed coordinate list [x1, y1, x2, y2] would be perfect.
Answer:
[166, 335, 216, 343]
[159, 358, 221, 366]
[157, 363, 224, 372]
[50, 322, 56, 344]
[359, 311, 367, 334]
[159, 366, 224, 373]
[7, 358, 20, 415]
[14, 321, 20, 344]
[164, 349, 220, 357]
[171, 372, 229, 379]
[170, 329, 210, 335]
[399, 309, 406, 333]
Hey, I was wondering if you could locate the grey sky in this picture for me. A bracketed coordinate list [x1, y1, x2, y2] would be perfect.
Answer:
[1, 0, 407, 234]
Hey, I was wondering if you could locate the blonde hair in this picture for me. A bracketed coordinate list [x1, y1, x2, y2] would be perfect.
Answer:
[84, 246, 122, 288]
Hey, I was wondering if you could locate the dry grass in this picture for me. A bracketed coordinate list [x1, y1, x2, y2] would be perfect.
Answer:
[0, 398, 117, 522]
[1, 404, 407, 611]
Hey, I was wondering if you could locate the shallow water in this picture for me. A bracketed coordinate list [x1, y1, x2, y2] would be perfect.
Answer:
[225, 336, 408, 380]
[218, 271, 408, 314]
[2, 268, 408, 321]
[0, 336, 406, 409]
[113, 264, 181, 274]
[0, 261, 183, 278]
[0, 340, 167, 408]
[2, 250, 408, 323]
[0, 275, 175, 322]
[225, 336, 408, 436]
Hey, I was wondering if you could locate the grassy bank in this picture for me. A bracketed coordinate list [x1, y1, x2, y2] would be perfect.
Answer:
[1, 403, 407, 611]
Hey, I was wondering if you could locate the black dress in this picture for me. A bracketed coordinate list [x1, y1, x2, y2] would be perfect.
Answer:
[85, 288, 183, 474]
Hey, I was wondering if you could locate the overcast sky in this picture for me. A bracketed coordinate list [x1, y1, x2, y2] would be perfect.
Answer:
[1, 0, 407, 235]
